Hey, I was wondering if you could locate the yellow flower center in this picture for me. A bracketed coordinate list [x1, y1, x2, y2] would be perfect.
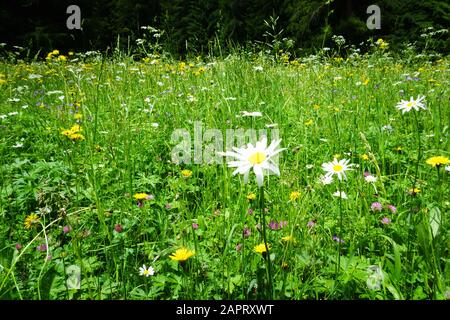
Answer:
[248, 152, 266, 165]
[333, 164, 343, 172]
[143, 269, 149, 275]
[406, 102, 414, 108]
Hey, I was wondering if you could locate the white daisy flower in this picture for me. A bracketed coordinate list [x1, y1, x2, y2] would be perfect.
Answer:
[219, 137, 285, 187]
[364, 175, 377, 183]
[12, 142, 23, 148]
[253, 66, 264, 72]
[28, 74, 43, 79]
[139, 264, 155, 277]
[395, 95, 426, 113]
[319, 174, 333, 185]
[333, 191, 348, 199]
[321, 158, 354, 181]
[241, 111, 262, 117]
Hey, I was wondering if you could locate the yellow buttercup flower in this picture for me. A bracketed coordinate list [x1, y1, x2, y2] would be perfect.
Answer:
[281, 235, 295, 242]
[24, 213, 40, 229]
[254, 243, 271, 254]
[409, 188, 421, 194]
[170, 247, 195, 262]
[133, 193, 148, 200]
[361, 154, 369, 161]
[426, 156, 449, 168]
[247, 193, 257, 201]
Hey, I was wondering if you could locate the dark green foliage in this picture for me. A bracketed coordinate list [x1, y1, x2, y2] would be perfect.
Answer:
[0, 0, 448, 54]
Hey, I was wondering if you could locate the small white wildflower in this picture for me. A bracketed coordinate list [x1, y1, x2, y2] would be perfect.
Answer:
[241, 111, 262, 117]
[364, 175, 377, 183]
[12, 142, 23, 148]
[139, 264, 155, 277]
[28, 74, 43, 79]
[332, 191, 348, 199]
[319, 175, 333, 185]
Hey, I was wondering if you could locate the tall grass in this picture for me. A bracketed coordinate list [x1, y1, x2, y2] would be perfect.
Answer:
[0, 44, 448, 300]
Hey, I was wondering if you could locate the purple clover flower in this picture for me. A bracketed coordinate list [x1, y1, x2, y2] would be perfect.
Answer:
[371, 202, 383, 212]
[387, 205, 397, 214]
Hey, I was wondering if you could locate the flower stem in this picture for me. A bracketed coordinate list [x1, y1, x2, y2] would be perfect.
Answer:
[259, 186, 273, 299]
[412, 111, 421, 193]
[336, 180, 343, 279]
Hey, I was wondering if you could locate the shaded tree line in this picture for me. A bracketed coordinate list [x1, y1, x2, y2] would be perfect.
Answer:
[0, 0, 448, 55]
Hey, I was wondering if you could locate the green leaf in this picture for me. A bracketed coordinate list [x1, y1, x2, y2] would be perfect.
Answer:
[429, 207, 441, 239]
[40, 266, 57, 300]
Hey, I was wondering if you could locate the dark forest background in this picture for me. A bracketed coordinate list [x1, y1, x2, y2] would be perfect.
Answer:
[0, 0, 449, 56]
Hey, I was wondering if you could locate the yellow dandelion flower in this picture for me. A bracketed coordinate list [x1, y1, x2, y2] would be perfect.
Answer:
[181, 169, 192, 178]
[426, 156, 450, 168]
[170, 247, 195, 262]
[61, 129, 73, 136]
[57, 55, 67, 62]
[70, 124, 82, 133]
[376, 39, 389, 50]
[363, 79, 369, 86]
[361, 154, 369, 161]
[289, 191, 300, 201]
[68, 133, 85, 141]
[74, 113, 83, 120]
[254, 243, 271, 254]
[281, 235, 295, 242]
[52, 49, 60, 55]
[247, 193, 257, 201]
[409, 188, 421, 194]
[133, 193, 148, 200]
[24, 213, 40, 229]
[304, 119, 314, 126]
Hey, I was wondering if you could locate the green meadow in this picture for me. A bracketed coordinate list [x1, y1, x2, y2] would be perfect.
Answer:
[0, 42, 449, 300]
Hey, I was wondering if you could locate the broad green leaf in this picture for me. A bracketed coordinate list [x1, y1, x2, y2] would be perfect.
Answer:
[429, 207, 441, 239]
